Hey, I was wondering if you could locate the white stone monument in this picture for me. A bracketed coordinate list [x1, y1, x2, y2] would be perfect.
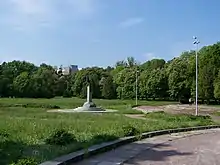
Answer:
[73, 85, 105, 111]
[82, 85, 97, 110]
[47, 85, 118, 113]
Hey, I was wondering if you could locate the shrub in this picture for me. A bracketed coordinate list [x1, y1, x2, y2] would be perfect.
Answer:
[23, 103, 60, 109]
[0, 103, 60, 109]
[122, 125, 141, 137]
[0, 130, 9, 138]
[131, 104, 142, 108]
[45, 129, 76, 146]
[10, 157, 37, 165]
[63, 90, 72, 98]
[91, 134, 118, 144]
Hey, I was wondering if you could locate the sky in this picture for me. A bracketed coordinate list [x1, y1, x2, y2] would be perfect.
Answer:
[0, 0, 220, 68]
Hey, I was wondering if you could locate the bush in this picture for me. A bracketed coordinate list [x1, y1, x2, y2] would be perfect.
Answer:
[91, 134, 118, 144]
[131, 104, 142, 108]
[0, 130, 9, 138]
[179, 98, 189, 104]
[22, 103, 60, 109]
[188, 115, 212, 121]
[122, 125, 141, 137]
[45, 129, 76, 146]
[10, 158, 37, 165]
[63, 90, 72, 98]
[0, 103, 60, 109]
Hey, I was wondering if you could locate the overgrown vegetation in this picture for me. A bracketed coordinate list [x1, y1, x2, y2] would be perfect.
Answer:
[0, 98, 216, 164]
[122, 125, 141, 137]
[10, 158, 37, 165]
[45, 129, 76, 146]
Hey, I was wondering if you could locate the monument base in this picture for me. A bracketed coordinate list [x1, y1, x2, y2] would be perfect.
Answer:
[73, 106, 106, 112]
[47, 109, 118, 113]
[71, 101, 104, 111]
[83, 101, 97, 108]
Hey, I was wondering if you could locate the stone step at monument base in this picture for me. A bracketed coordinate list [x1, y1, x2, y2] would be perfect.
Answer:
[74, 106, 105, 112]
[47, 109, 118, 113]
[83, 101, 97, 108]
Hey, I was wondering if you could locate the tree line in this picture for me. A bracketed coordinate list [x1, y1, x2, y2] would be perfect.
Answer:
[1, 42, 220, 104]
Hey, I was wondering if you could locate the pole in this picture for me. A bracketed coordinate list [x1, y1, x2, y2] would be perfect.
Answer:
[195, 43, 198, 116]
[193, 36, 200, 116]
[136, 70, 138, 105]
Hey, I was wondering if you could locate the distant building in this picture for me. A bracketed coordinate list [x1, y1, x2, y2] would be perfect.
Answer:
[70, 65, 78, 73]
[53, 66, 58, 70]
[56, 65, 78, 75]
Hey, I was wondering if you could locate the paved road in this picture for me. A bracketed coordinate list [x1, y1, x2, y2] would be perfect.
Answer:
[73, 129, 220, 165]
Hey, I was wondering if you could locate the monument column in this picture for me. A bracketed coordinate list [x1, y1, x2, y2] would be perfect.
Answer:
[83, 84, 96, 109]
[87, 85, 92, 103]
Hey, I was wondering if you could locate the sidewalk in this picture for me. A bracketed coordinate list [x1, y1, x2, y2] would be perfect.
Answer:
[73, 128, 220, 165]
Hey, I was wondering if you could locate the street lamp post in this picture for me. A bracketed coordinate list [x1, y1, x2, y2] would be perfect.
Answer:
[136, 69, 139, 105]
[193, 36, 200, 116]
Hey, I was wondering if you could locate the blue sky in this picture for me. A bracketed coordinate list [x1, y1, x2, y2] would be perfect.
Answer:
[0, 0, 220, 68]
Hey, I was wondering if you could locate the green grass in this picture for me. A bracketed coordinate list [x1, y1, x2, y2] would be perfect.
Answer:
[0, 97, 176, 114]
[0, 97, 175, 107]
[0, 98, 215, 164]
[213, 111, 220, 116]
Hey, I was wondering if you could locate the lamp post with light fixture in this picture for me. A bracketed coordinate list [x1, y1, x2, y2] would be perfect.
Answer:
[193, 36, 200, 116]
[135, 69, 139, 105]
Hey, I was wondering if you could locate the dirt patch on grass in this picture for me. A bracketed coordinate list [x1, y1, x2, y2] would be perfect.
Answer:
[125, 114, 146, 120]
[132, 104, 220, 123]
[134, 104, 220, 116]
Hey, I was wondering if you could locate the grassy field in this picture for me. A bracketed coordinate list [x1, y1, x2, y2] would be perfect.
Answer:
[0, 98, 216, 164]
[0, 97, 176, 113]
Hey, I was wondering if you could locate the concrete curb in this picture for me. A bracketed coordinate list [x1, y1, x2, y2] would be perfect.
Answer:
[40, 125, 220, 165]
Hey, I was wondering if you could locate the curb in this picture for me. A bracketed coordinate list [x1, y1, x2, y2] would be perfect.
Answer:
[40, 125, 220, 165]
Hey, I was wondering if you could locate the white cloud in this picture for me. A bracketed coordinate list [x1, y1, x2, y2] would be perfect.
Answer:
[1, 0, 98, 31]
[68, 0, 95, 15]
[3, 0, 53, 30]
[10, 0, 49, 15]
[143, 52, 160, 60]
[119, 17, 144, 28]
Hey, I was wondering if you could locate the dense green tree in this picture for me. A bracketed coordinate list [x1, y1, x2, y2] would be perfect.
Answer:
[140, 59, 165, 71]
[0, 61, 37, 97]
[72, 68, 102, 98]
[199, 62, 215, 103]
[1, 41, 220, 103]
[101, 76, 116, 99]
[166, 54, 191, 101]
[138, 70, 149, 99]
[30, 67, 57, 98]
[114, 67, 138, 99]
[0, 75, 12, 97]
[13, 72, 31, 97]
[214, 70, 220, 100]
[197, 43, 220, 103]
[146, 69, 168, 100]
